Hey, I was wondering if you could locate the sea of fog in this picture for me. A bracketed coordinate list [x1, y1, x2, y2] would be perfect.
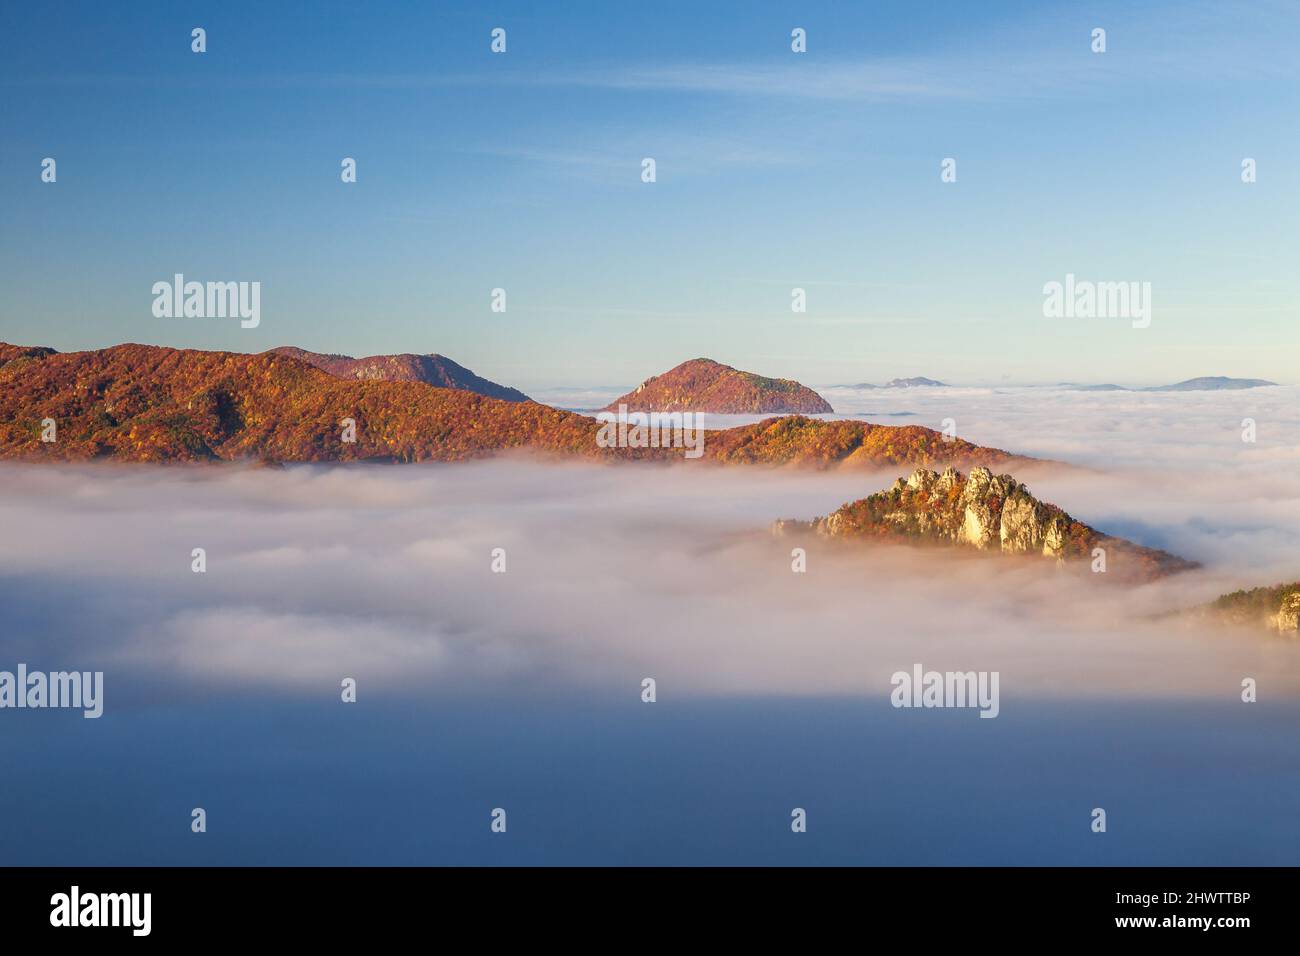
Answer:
[1, 386, 1298, 864]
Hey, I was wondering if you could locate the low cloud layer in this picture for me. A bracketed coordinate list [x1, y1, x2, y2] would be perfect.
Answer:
[2, 386, 1298, 707]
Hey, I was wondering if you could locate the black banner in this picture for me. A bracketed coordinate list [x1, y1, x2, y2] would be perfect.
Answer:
[0, 867, 1276, 941]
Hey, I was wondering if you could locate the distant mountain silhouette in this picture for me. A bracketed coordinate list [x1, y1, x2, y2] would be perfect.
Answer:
[837, 377, 948, 389]
[1146, 376, 1278, 392]
[883, 377, 947, 388]
[1058, 376, 1279, 392]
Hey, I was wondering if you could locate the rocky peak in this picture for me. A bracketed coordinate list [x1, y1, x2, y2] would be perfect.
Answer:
[876, 466, 1065, 556]
[772, 466, 1197, 582]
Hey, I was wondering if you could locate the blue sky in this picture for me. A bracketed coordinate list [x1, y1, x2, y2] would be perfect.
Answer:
[1, 0, 1296, 388]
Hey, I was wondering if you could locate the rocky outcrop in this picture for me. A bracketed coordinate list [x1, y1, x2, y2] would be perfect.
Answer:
[1205, 583, 1300, 633]
[1271, 593, 1300, 631]
[773, 466, 1198, 581]
[825, 466, 1079, 558]
[0, 344, 58, 368]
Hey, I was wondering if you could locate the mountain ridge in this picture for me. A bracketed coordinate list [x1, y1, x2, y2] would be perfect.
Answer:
[0, 342, 1025, 470]
[269, 346, 529, 402]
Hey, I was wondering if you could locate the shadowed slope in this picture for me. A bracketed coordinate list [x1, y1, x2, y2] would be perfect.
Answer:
[269, 346, 530, 402]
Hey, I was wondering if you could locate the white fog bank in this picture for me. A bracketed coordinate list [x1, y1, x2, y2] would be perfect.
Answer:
[1, 443, 1297, 702]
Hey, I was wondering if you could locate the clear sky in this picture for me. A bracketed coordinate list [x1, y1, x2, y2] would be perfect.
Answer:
[1, 0, 1296, 388]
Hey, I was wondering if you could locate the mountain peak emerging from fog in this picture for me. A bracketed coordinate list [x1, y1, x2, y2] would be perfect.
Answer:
[603, 358, 833, 414]
[773, 465, 1197, 583]
[1206, 583, 1300, 632]
[882, 377, 947, 388]
[1148, 376, 1278, 391]
[270, 347, 530, 402]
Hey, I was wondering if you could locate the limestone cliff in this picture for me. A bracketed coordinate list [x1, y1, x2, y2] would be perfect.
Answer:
[773, 466, 1198, 581]
[1206, 583, 1300, 633]
[1272, 593, 1300, 631]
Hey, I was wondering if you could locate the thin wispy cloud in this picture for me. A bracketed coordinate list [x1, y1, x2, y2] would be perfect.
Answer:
[458, 127, 809, 181]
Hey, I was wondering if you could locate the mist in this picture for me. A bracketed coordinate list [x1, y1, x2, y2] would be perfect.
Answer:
[2, 409, 1297, 707]
[4, 392, 1300, 866]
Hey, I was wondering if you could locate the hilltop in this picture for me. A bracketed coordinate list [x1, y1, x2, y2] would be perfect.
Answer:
[604, 359, 833, 414]
[773, 465, 1197, 582]
[270, 346, 529, 402]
